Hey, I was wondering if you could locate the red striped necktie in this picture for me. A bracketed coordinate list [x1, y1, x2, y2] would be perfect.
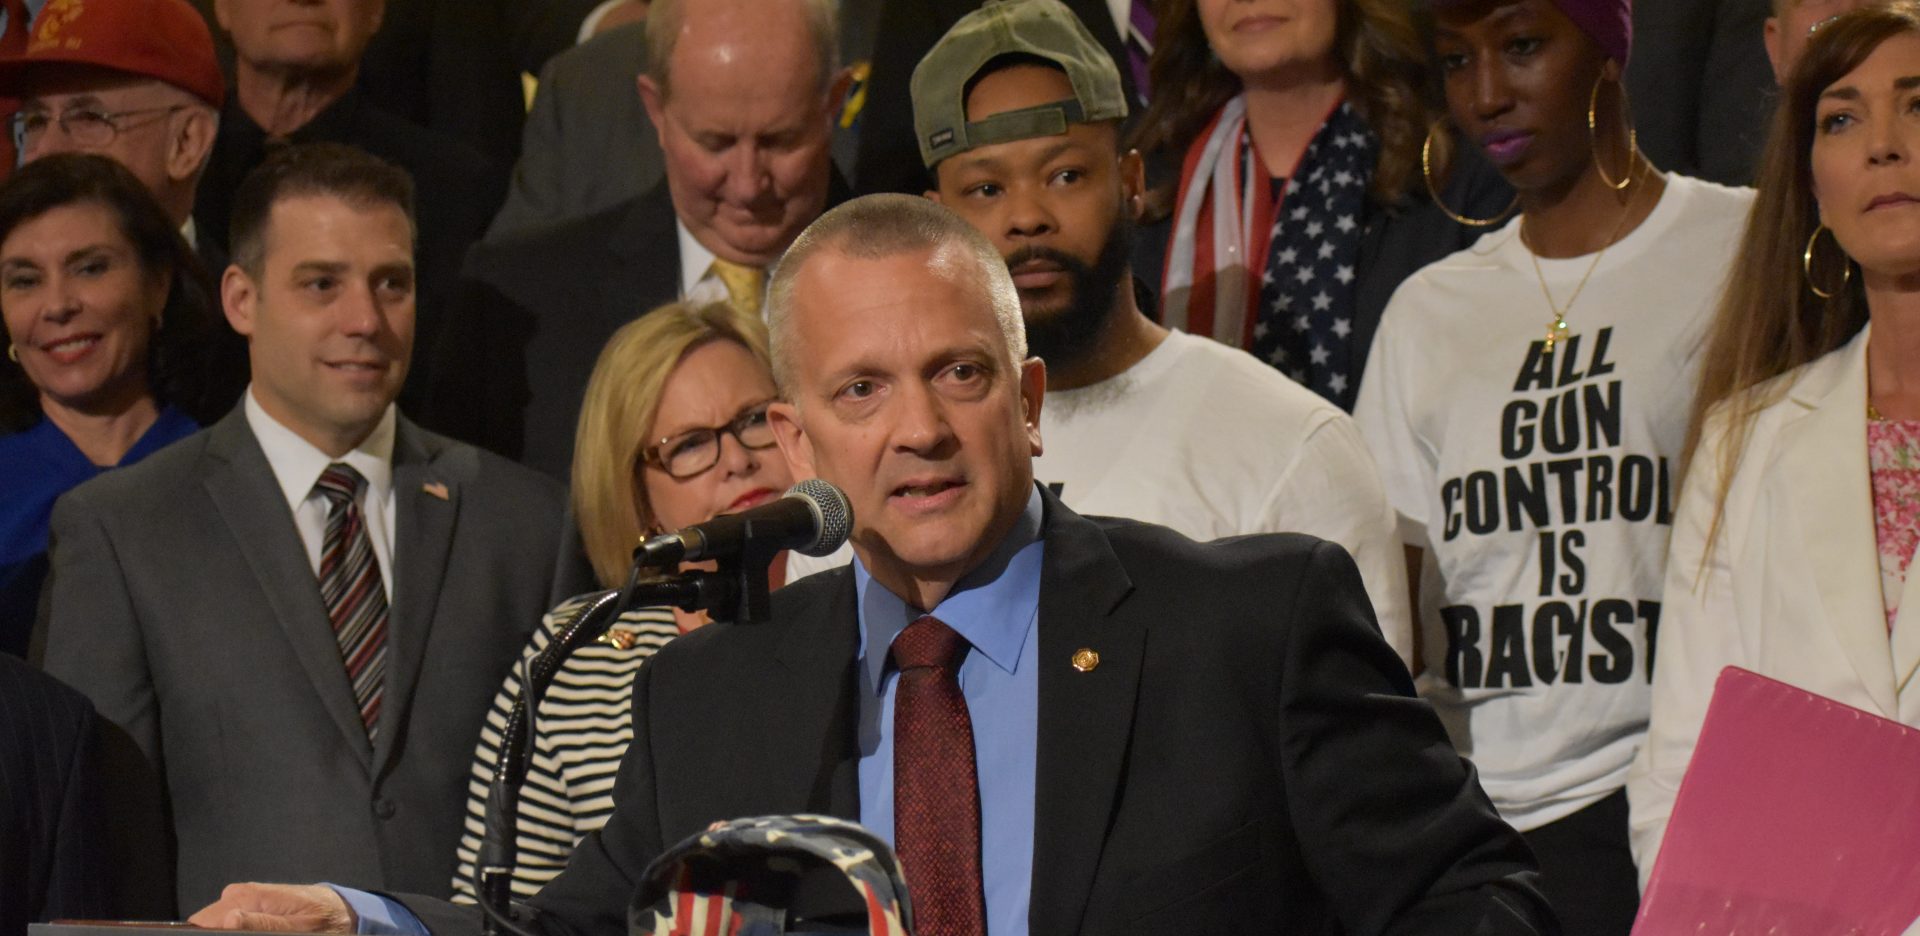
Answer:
[315, 463, 388, 741]
[891, 615, 986, 936]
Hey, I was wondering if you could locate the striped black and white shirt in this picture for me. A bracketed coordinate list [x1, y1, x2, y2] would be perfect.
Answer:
[451, 593, 680, 902]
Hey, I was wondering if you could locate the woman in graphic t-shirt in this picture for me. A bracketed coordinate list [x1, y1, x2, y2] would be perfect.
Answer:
[1628, 0, 1920, 891]
[1351, 0, 1753, 931]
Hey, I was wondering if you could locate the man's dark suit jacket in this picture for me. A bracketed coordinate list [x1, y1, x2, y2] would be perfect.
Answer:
[358, 0, 698, 174]
[187, 0, 589, 171]
[1626, 0, 1773, 186]
[0, 657, 107, 936]
[425, 181, 682, 480]
[427, 171, 851, 479]
[42, 407, 592, 911]
[356, 0, 528, 172]
[400, 491, 1554, 934]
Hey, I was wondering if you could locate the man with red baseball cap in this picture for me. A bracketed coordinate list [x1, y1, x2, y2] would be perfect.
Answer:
[0, 0, 223, 256]
[0, 0, 223, 252]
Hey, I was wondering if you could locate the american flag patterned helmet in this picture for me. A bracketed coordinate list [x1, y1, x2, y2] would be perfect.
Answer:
[629, 814, 915, 936]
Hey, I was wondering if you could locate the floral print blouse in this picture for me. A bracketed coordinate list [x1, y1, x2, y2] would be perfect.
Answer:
[1869, 418, 1920, 631]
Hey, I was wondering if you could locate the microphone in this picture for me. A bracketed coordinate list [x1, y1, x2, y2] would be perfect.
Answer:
[635, 478, 852, 568]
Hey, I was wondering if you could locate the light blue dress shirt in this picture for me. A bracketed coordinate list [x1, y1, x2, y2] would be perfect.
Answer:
[345, 487, 1047, 936]
[855, 487, 1044, 936]
[331, 884, 425, 936]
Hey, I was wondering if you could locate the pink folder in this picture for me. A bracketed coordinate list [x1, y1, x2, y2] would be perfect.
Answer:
[1634, 667, 1920, 934]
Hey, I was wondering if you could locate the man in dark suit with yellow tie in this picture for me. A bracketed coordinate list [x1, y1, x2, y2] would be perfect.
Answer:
[42, 143, 589, 914]
[424, 0, 851, 480]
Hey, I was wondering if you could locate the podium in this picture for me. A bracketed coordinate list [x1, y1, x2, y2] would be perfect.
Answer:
[32, 929, 288, 936]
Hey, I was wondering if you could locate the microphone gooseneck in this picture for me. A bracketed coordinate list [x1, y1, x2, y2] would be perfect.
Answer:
[479, 481, 854, 936]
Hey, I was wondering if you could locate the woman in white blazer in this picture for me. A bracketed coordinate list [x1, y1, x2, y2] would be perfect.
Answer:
[1627, 1, 1920, 885]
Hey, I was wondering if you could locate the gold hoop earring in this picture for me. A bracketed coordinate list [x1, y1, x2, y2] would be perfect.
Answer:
[5, 343, 15, 363]
[1589, 75, 1638, 191]
[1424, 123, 1518, 227]
[1804, 225, 1852, 299]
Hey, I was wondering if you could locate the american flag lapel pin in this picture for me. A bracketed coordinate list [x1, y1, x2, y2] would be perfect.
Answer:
[422, 481, 450, 501]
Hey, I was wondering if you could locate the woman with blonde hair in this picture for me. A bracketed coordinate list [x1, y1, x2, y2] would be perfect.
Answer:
[450, 301, 794, 899]
[1629, 0, 1920, 887]
[1135, 0, 1510, 410]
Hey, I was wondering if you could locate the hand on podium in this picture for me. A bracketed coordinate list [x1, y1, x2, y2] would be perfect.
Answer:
[188, 884, 357, 933]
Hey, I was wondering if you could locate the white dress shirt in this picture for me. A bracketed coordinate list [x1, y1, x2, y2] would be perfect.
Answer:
[675, 221, 732, 308]
[244, 388, 400, 597]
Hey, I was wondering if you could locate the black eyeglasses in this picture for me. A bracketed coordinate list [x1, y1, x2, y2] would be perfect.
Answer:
[11, 105, 189, 151]
[641, 401, 778, 479]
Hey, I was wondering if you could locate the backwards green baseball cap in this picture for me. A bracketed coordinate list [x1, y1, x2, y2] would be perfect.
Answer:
[910, 0, 1129, 171]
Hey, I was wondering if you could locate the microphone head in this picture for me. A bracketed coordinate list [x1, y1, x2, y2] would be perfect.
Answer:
[785, 478, 852, 557]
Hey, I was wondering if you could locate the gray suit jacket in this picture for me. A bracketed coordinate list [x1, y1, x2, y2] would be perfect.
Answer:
[41, 406, 592, 912]
[485, 21, 659, 242]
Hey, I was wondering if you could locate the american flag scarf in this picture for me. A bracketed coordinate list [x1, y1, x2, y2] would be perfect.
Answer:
[1161, 93, 1372, 403]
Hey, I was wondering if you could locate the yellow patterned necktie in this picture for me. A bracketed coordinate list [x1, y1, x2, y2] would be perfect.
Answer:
[707, 258, 766, 317]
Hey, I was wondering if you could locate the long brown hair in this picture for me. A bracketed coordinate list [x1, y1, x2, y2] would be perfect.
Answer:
[1686, 2, 1919, 546]
[1128, 0, 1431, 205]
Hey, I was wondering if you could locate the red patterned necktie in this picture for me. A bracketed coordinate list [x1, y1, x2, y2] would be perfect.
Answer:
[315, 463, 389, 740]
[891, 615, 987, 936]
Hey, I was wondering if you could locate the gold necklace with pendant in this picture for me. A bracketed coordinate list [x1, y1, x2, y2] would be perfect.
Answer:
[1522, 156, 1645, 353]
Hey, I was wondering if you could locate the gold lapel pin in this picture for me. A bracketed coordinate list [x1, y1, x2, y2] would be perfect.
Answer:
[1071, 648, 1100, 672]
[422, 481, 450, 501]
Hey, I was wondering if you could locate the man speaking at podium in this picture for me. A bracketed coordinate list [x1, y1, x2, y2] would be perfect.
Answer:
[190, 194, 1553, 934]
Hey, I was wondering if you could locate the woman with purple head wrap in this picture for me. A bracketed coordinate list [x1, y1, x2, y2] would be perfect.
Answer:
[1541, 0, 1634, 65]
[1351, 0, 1757, 933]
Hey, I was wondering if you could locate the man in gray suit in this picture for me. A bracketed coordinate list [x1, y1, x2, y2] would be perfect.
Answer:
[42, 143, 590, 913]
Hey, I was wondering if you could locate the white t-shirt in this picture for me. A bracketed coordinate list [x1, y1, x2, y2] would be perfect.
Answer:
[1353, 173, 1753, 831]
[1033, 329, 1412, 663]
